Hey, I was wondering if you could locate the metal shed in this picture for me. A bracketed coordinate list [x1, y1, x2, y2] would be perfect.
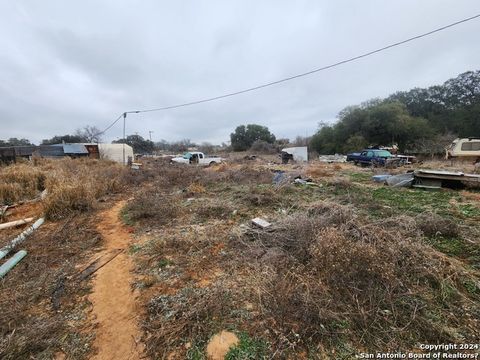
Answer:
[62, 144, 89, 155]
[35, 145, 65, 158]
[0, 147, 16, 164]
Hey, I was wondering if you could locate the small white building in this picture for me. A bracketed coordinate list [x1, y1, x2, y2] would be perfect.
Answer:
[281, 147, 308, 162]
[98, 144, 134, 164]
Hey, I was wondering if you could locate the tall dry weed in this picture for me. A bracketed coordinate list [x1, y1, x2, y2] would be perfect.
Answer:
[42, 159, 128, 219]
[1, 158, 128, 218]
[0, 164, 45, 204]
[237, 202, 475, 351]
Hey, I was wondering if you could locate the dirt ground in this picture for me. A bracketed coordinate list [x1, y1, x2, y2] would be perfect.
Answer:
[89, 200, 144, 360]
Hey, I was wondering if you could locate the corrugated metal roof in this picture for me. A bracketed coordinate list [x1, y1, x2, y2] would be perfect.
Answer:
[37, 145, 65, 157]
[62, 144, 89, 154]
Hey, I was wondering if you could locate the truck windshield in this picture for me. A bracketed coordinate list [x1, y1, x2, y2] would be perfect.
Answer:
[183, 152, 192, 159]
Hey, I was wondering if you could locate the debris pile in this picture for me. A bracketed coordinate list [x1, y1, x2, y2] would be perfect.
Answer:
[318, 154, 347, 163]
[373, 169, 480, 190]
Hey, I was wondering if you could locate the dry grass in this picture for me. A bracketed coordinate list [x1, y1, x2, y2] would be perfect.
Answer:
[305, 164, 334, 179]
[43, 183, 96, 219]
[0, 158, 129, 220]
[42, 159, 128, 220]
[421, 159, 478, 173]
[223, 165, 273, 185]
[155, 164, 204, 188]
[124, 160, 480, 357]
[0, 214, 101, 359]
[233, 203, 479, 353]
[416, 212, 460, 238]
[0, 164, 45, 204]
[194, 200, 234, 221]
[145, 285, 236, 359]
[0, 183, 24, 205]
[186, 182, 206, 194]
[123, 190, 181, 225]
[241, 186, 282, 207]
[325, 177, 353, 190]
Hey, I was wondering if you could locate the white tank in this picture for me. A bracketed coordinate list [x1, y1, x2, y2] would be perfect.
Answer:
[98, 144, 134, 164]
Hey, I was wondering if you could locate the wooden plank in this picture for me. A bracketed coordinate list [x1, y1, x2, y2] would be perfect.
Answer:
[0, 217, 35, 230]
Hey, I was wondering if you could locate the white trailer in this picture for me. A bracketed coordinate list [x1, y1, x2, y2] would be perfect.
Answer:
[98, 144, 134, 164]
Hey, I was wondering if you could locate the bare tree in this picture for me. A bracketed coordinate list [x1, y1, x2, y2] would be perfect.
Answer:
[75, 126, 103, 143]
[198, 142, 214, 154]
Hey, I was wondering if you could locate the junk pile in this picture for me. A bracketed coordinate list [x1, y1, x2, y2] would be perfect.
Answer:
[374, 169, 480, 190]
[272, 171, 319, 187]
[318, 154, 347, 163]
[293, 176, 317, 186]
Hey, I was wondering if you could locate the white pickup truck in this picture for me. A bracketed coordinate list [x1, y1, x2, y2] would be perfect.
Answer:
[170, 152, 223, 166]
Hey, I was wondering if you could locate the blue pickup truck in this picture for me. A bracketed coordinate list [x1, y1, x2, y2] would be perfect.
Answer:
[346, 149, 394, 166]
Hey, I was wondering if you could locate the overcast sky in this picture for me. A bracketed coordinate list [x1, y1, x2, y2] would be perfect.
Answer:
[1, 1, 479, 145]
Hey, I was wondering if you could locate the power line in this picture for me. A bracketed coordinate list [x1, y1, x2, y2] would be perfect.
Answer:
[97, 113, 124, 135]
[98, 13, 480, 135]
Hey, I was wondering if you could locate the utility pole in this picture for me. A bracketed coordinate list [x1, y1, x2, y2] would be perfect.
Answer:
[119, 110, 140, 165]
[123, 112, 126, 165]
[149, 131, 154, 141]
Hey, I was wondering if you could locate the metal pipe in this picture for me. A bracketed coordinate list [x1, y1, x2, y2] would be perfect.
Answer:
[0, 218, 44, 260]
[0, 250, 27, 278]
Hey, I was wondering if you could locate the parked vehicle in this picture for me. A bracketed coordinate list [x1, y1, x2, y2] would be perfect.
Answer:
[347, 149, 395, 166]
[446, 138, 480, 160]
[170, 152, 222, 166]
[394, 154, 417, 165]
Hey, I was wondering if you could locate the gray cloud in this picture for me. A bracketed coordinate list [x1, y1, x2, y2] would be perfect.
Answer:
[0, 0, 479, 144]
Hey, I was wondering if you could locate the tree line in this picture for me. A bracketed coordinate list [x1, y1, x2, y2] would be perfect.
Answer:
[310, 70, 480, 155]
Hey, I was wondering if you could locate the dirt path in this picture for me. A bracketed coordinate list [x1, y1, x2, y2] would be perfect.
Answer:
[88, 200, 144, 360]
